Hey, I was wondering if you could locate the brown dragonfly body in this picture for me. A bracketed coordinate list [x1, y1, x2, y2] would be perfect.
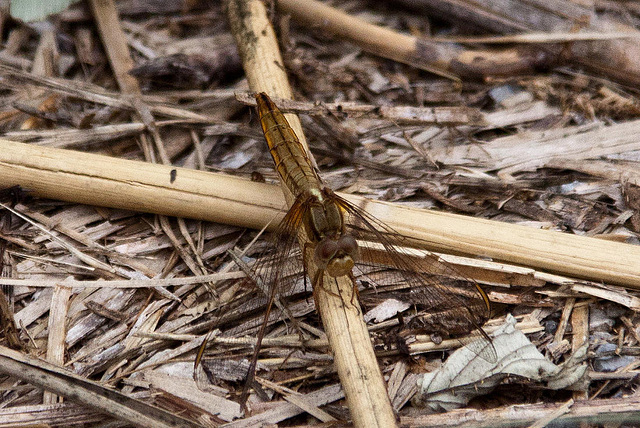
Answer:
[200, 93, 495, 406]
[256, 93, 358, 281]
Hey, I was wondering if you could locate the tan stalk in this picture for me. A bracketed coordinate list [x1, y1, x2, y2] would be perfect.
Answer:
[0, 138, 638, 289]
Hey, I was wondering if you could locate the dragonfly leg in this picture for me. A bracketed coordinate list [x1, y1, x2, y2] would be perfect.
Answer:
[348, 271, 361, 307]
[283, 308, 310, 344]
[312, 271, 362, 316]
[312, 269, 342, 301]
[302, 243, 313, 293]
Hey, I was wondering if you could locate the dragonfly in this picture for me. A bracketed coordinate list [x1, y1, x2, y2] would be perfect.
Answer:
[197, 93, 495, 405]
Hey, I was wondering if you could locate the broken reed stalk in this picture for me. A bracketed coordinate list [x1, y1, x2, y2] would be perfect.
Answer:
[0, 139, 638, 289]
[225, 0, 397, 427]
[277, 0, 453, 77]
[0, 138, 638, 289]
[277, 0, 579, 82]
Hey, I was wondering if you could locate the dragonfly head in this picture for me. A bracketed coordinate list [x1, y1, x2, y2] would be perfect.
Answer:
[315, 235, 358, 277]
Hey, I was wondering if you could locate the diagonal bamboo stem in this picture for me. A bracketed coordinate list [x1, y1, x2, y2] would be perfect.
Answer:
[225, 0, 397, 426]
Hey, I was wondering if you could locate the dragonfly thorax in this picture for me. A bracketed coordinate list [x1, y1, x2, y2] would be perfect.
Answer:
[303, 189, 359, 277]
[304, 189, 344, 238]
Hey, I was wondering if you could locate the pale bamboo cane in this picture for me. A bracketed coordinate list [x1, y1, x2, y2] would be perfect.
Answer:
[0, 139, 637, 289]
[225, 0, 397, 426]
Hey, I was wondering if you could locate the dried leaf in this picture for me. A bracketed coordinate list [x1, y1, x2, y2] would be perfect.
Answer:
[412, 314, 588, 412]
[363, 298, 410, 323]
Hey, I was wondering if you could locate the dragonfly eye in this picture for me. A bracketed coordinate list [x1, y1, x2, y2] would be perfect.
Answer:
[317, 236, 357, 277]
[315, 239, 338, 263]
[337, 235, 358, 256]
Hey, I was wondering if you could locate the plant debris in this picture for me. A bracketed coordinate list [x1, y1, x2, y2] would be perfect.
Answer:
[0, 0, 639, 426]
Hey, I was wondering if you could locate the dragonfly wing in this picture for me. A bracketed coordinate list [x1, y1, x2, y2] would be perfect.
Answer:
[334, 193, 496, 362]
[195, 195, 309, 406]
[237, 195, 309, 404]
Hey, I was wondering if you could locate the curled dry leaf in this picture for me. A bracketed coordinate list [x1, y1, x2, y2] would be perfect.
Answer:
[412, 314, 588, 412]
[363, 298, 411, 323]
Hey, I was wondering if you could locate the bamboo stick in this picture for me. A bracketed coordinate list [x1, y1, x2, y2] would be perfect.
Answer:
[276, 0, 547, 81]
[226, 1, 397, 427]
[279, 0, 422, 65]
[0, 138, 283, 229]
[277, 0, 456, 79]
[0, 138, 638, 289]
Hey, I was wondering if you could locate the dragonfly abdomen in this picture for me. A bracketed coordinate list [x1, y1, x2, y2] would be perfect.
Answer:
[255, 93, 324, 198]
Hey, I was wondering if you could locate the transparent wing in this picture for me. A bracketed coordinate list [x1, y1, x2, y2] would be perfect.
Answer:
[333, 191, 496, 362]
[251, 197, 309, 302]
[195, 195, 311, 406]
